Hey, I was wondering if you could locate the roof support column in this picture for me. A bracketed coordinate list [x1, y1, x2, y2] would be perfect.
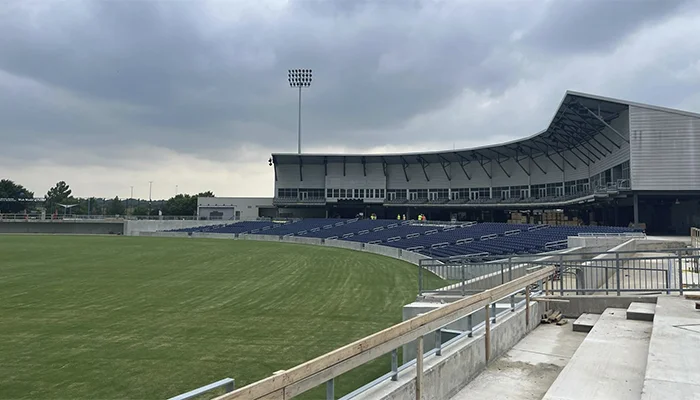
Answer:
[400, 156, 410, 182]
[584, 106, 630, 143]
[437, 154, 452, 181]
[417, 156, 430, 181]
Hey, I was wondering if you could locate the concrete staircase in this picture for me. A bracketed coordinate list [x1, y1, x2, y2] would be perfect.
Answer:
[543, 297, 700, 400]
[542, 306, 652, 400]
[641, 297, 700, 399]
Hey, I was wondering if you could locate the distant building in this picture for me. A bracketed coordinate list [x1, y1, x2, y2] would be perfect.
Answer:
[196, 197, 275, 220]
[267, 91, 700, 234]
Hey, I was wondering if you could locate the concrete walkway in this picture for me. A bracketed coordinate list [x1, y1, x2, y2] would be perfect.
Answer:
[450, 323, 585, 400]
[642, 296, 700, 399]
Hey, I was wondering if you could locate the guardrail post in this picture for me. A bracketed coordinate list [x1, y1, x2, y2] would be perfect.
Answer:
[666, 259, 672, 295]
[416, 336, 424, 400]
[510, 292, 515, 312]
[615, 253, 621, 296]
[461, 264, 466, 296]
[391, 349, 398, 381]
[500, 263, 505, 284]
[525, 285, 530, 328]
[678, 252, 684, 295]
[418, 263, 423, 296]
[559, 254, 564, 296]
[508, 257, 513, 282]
[485, 304, 491, 362]
[326, 379, 334, 400]
[491, 302, 497, 323]
[467, 314, 473, 337]
[224, 379, 235, 393]
[435, 328, 442, 356]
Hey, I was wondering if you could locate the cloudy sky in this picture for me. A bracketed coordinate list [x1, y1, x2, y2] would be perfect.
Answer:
[1, 0, 699, 199]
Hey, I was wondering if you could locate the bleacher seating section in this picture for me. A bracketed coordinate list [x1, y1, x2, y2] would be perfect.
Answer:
[168, 219, 639, 257]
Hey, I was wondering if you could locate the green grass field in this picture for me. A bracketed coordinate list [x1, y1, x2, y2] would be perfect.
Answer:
[0, 235, 442, 399]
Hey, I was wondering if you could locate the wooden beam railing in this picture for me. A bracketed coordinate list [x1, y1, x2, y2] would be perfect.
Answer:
[213, 266, 555, 400]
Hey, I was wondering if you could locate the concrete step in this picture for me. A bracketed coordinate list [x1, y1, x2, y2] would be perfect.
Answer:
[572, 313, 600, 333]
[542, 308, 652, 400]
[641, 296, 700, 399]
[627, 302, 656, 322]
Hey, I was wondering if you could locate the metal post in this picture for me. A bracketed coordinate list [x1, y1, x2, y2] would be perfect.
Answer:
[435, 328, 442, 356]
[467, 314, 473, 337]
[666, 259, 672, 295]
[391, 349, 398, 381]
[525, 285, 531, 328]
[461, 264, 466, 296]
[559, 254, 565, 296]
[224, 379, 235, 393]
[491, 302, 497, 323]
[484, 304, 491, 362]
[615, 252, 621, 296]
[297, 85, 302, 154]
[510, 292, 515, 312]
[326, 379, 334, 400]
[508, 257, 513, 282]
[679, 253, 684, 295]
[418, 264, 423, 296]
[416, 336, 424, 400]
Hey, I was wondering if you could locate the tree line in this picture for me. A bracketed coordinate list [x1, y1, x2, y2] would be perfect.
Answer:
[0, 179, 214, 216]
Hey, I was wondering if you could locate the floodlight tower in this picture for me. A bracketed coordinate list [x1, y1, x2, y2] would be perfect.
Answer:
[288, 69, 312, 154]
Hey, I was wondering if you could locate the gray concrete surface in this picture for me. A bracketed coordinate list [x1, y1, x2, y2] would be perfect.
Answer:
[542, 308, 652, 400]
[450, 324, 586, 400]
[546, 295, 657, 318]
[641, 296, 700, 400]
[353, 301, 540, 400]
[572, 313, 600, 333]
[627, 302, 656, 322]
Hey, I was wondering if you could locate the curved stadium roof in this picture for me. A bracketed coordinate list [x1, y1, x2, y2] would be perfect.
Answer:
[271, 90, 696, 165]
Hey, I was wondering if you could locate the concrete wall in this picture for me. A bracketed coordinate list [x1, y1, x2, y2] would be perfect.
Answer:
[136, 231, 432, 266]
[124, 220, 230, 236]
[0, 221, 124, 235]
[353, 301, 540, 400]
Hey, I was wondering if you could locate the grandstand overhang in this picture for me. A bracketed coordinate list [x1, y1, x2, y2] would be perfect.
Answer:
[270, 90, 651, 166]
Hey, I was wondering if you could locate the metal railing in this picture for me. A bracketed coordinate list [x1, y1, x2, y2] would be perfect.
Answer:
[168, 378, 235, 400]
[419, 248, 700, 298]
[212, 267, 554, 400]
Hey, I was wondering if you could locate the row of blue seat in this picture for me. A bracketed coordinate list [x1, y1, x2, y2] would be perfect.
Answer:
[167, 219, 639, 257]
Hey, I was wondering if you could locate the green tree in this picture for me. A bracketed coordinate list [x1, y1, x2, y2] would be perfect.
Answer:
[107, 196, 126, 216]
[162, 191, 215, 216]
[45, 181, 72, 213]
[0, 179, 35, 213]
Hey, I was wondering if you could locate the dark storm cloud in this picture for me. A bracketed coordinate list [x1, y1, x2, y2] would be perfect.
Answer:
[521, 0, 695, 54]
[0, 0, 695, 164]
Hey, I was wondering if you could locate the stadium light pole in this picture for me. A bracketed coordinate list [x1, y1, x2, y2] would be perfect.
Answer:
[288, 69, 312, 154]
[148, 181, 153, 216]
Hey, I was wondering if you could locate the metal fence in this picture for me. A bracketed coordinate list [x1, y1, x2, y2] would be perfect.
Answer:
[420, 248, 700, 297]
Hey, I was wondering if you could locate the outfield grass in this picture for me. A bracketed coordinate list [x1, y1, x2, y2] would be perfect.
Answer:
[0, 235, 443, 399]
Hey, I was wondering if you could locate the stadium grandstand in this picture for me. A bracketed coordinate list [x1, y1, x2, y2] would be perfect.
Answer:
[266, 91, 700, 235]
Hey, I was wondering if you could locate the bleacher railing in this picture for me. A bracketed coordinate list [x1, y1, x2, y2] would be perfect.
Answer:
[420, 248, 700, 297]
[211, 267, 555, 400]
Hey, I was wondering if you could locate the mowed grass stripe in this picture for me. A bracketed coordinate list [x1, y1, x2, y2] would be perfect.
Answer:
[0, 235, 442, 399]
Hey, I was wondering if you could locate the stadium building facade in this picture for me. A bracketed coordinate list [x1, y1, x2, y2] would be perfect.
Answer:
[269, 91, 700, 234]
